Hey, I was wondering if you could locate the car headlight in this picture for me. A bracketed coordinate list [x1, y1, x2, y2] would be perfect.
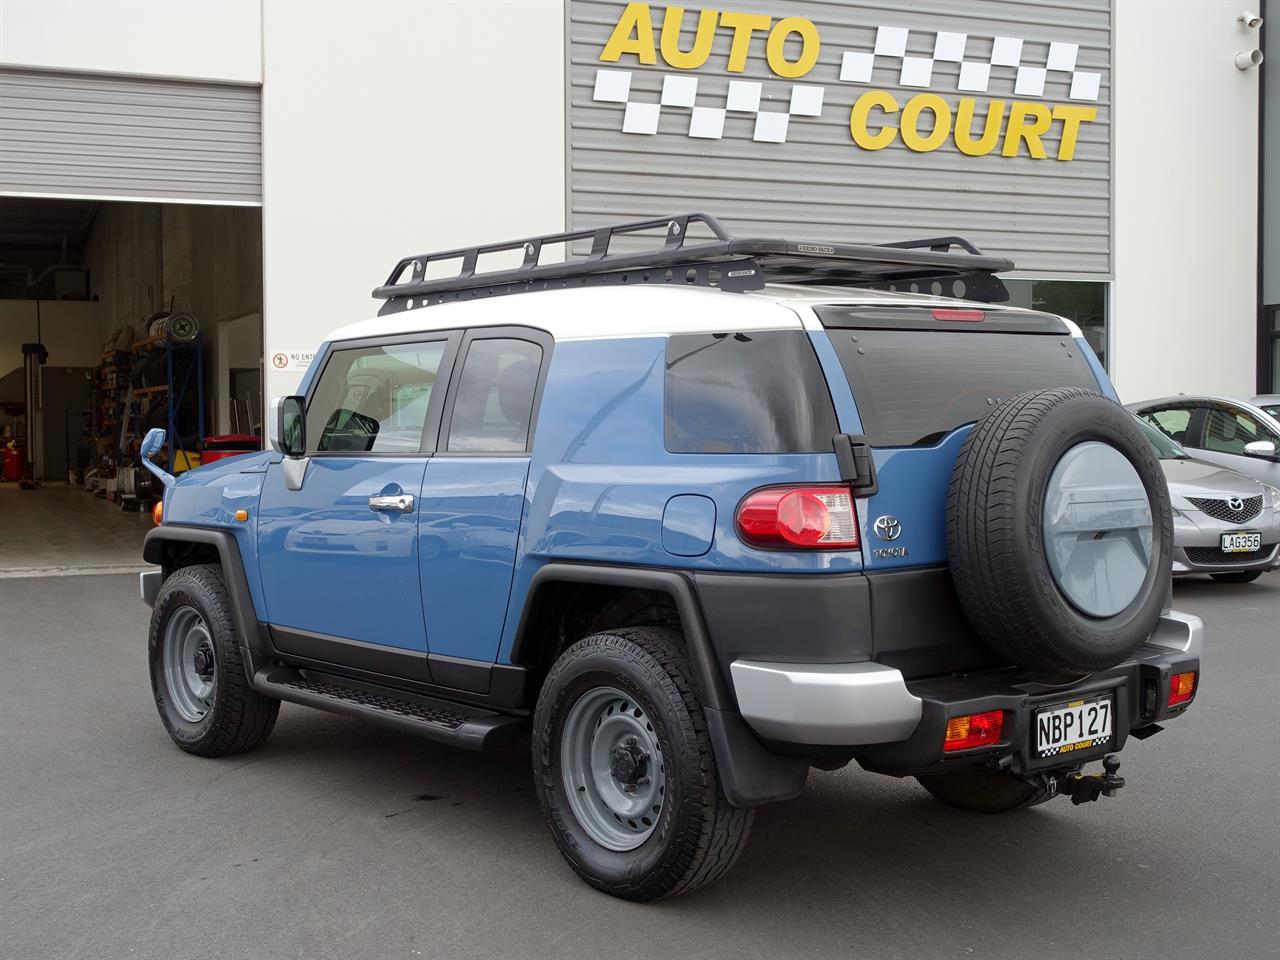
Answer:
[1263, 483, 1280, 510]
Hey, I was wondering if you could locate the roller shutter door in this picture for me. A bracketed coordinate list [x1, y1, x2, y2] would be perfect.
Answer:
[568, 0, 1111, 277]
[0, 68, 261, 205]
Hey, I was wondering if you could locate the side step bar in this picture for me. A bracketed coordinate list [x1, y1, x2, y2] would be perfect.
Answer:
[252, 666, 527, 751]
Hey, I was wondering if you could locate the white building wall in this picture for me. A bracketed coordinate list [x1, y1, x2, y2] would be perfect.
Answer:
[259, 0, 566, 400]
[1111, 1, 1260, 402]
[0, 0, 262, 83]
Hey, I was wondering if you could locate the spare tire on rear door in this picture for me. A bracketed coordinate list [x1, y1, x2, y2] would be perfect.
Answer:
[947, 387, 1172, 675]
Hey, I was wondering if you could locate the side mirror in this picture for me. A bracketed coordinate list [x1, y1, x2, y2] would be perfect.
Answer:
[270, 396, 306, 457]
[1244, 439, 1277, 458]
[140, 427, 166, 460]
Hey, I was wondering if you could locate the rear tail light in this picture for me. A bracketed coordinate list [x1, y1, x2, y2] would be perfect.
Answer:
[736, 485, 859, 549]
[943, 710, 1004, 751]
[1168, 671, 1197, 707]
[932, 308, 985, 322]
[152, 500, 163, 526]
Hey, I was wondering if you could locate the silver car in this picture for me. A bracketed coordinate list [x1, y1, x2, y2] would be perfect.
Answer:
[1138, 418, 1280, 583]
[1253, 394, 1280, 420]
[1127, 395, 1280, 488]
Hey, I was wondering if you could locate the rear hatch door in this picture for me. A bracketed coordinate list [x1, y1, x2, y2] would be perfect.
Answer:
[819, 304, 1104, 572]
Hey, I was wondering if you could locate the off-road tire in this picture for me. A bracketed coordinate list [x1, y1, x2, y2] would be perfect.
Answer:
[532, 626, 752, 901]
[916, 769, 1054, 813]
[1209, 570, 1263, 584]
[948, 387, 1174, 674]
[148, 564, 279, 756]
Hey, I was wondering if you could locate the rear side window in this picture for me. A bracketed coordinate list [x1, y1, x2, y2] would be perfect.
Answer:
[446, 338, 543, 453]
[664, 331, 838, 454]
[827, 329, 1099, 447]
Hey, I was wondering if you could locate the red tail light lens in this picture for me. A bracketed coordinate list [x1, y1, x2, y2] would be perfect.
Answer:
[932, 308, 985, 322]
[943, 710, 1004, 751]
[736, 485, 859, 549]
[1168, 671, 1197, 707]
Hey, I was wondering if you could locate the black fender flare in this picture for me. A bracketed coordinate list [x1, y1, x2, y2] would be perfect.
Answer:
[143, 526, 271, 680]
[512, 562, 809, 806]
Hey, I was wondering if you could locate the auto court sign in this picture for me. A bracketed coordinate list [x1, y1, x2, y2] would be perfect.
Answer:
[591, 2, 1101, 160]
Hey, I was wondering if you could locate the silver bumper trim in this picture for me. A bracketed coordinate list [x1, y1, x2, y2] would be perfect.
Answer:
[139, 569, 162, 607]
[729, 660, 922, 746]
[1148, 609, 1203, 658]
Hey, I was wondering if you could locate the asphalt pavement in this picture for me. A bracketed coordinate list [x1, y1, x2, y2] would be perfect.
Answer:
[1, 573, 1277, 960]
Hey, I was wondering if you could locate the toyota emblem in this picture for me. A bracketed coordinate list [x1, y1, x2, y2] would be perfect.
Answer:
[1227, 496, 1245, 513]
[873, 515, 902, 541]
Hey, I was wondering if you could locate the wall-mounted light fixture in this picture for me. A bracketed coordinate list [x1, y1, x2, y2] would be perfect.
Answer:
[1238, 11, 1264, 28]
[1236, 48, 1265, 70]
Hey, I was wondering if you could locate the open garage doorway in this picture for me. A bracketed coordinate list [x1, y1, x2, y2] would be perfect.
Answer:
[0, 197, 263, 574]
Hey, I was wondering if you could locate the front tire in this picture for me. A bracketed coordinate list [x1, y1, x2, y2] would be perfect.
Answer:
[148, 564, 279, 757]
[532, 627, 752, 901]
[916, 768, 1054, 813]
[1209, 570, 1263, 584]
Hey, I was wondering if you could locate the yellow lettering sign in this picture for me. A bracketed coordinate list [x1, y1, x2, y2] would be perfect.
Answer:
[850, 90, 899, 150]
[765, 16, 820, 78]
[718, 10, 772, 72]
[1002, 101, 1052, 159]
[954, 98, 1004, 157]
[600, 1, 657, 64]
[1052, 104, 1097, 161]
[660, 5, 718, 70]
[900, 93, 951, 152]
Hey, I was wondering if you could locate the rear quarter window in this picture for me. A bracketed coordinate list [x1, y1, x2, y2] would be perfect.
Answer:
[664, 331, 838, 454]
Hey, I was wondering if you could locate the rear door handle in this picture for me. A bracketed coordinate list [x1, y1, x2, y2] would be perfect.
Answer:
[369, 494, 414, 514]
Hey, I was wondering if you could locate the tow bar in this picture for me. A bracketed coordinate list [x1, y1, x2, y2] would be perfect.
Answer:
[1056, 754, 1126, 805]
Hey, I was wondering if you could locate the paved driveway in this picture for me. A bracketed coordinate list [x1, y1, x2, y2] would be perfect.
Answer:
[1, 574, 1276, 959]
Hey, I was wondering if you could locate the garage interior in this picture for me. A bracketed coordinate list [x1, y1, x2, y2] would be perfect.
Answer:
[0, 196, 263, 573]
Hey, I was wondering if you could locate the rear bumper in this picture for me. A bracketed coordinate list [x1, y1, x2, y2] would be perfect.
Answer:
[730, 610, 1201, 774]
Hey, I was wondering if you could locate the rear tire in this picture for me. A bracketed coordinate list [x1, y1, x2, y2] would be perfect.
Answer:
[916, 769, 1053, 813]
[1209, 570, 1263, 584]
[532, 626, 752, 901]
[148, 564, 279, 757]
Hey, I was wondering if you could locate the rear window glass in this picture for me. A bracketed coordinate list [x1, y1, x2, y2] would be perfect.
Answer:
[665, 331, 838, 454]
[828, 330, 1099, 447]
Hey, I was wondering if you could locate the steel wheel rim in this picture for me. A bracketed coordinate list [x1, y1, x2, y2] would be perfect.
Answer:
[1043, 441, 1154, 617]
[162, 607, 216, 723]
[560, 686, 666, 852]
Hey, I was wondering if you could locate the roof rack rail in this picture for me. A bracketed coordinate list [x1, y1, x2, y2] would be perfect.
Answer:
[372, 212, 1013, 314]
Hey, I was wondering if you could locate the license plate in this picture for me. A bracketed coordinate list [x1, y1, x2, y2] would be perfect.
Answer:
[1221, 531, 1262, 553]
[1035, 696, 1113, 758]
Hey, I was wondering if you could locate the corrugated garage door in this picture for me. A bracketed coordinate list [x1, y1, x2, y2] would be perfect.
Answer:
[568, 1, 1111, 277]
[0, 68, 261, 205]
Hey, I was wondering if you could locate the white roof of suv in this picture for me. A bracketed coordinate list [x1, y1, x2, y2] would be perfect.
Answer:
[326, 283, 1083, 344]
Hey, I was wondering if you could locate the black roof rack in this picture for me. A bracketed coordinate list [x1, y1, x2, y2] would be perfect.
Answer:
[372, 212, 1013, 314]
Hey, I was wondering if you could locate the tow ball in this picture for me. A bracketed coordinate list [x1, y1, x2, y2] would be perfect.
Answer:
[1055, 754, 1126, 805]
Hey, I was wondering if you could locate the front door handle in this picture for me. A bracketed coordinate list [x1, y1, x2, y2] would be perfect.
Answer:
[369, 494, 414, 514]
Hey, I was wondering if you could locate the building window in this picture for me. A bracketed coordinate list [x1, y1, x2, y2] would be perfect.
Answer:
[1003, 280, 1109, 369]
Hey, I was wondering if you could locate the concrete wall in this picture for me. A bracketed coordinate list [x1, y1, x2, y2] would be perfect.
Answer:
[0, 0, 261, 83]
[259, 0, 566, 400]
[1111, 2, 1261, 402]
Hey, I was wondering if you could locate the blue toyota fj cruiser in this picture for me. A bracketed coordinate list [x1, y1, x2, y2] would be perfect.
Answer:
[140, 214, 1201, 901]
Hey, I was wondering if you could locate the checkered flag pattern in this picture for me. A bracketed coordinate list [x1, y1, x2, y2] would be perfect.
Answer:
[592, 69, 825, 143]
[839, 26, 1101, 102]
